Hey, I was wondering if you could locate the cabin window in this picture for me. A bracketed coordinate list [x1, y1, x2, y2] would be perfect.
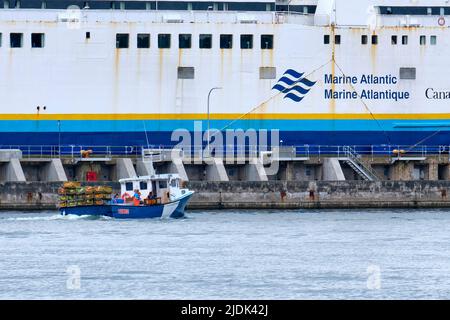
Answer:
[125, 182, 133, 191]
[179, 34, 191, 49]
[86, 32, 90, 39]
[261, 34, 273, 49]
[371, 35, 378, 45]
[334, 35, 341, 45]
[361, 35, 368, 45]
[170, 179, 178, 188]
[10, 33, 23, 48]
[137, 33, 150, 48]
[116, 33, 129, 48]
[139, 182, 148, 190]
[402, 35, 408, 45]
[159, 181, 167, 189]
[391, 35, 397, 45]
[420, 35, 426, 46]
[240, 34, 253, 49]
[400, 67, 416, 80]
[158, 34, 171, 48]
[259, 67, 276, 79]
[199, 34, 212, 49]
[178, 67, 195, 79]
[31, 33, 45, 48]
[323, 35, 330, 44]
[431, 36, 437, 45]
[220, 34, 232, 49]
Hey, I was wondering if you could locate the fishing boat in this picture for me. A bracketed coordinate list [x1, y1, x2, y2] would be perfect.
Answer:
[59, 174, 194, 219]
[111, 174, 194, 219]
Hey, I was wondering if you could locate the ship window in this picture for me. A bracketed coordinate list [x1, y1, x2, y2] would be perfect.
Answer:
[3, 1, 9, 8]
[400, 67, 416, 80]
[86, 32, 90, 39]
[259, 67, 276, 79]
[159, 181, 167, 189]
[391, 35, 397, 45]
[125, 182, 133, 191]
[139, 182, 147, 190]
[371, 35, 378, 45]
[10, 33, 23, 48]
[178, 67, 195, 79]
[420, 35, 426, 46]
[324, 35, 330, 44]
[261, 34, 273, 49]
[19, 0, 42, 8]
[137, 33, 150, 48]
[179, 34, 191, 49]
[402, 35, 408, 45]
[361, 35, 368, 45]
[199, 34, 212, 49]
[158, 34, 171, 48]
[427, 7, 432, 15]
[431, 35, 437, 45]
[334, 35, 341, 45]
[240, 34, 253, 49]
[116, 33, 129, 48]
[0, 33, 2, 47]
[31, 33, 45, 48]
[220, 34, 232, 49]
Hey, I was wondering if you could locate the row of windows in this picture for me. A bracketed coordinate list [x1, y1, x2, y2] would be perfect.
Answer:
[0, 32, 45, 47]
[324, 34, 438, 46]
[2, 0, 277, 11]
[379, 6, 450, 16]
[179, 66, 417, 80]
[117, 33, 274, 49]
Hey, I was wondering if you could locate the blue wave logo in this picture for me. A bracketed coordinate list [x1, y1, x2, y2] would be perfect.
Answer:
[272, 69, 317, 102]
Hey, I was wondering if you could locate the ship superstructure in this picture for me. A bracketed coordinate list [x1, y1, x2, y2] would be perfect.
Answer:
[1, 0, 450, 149]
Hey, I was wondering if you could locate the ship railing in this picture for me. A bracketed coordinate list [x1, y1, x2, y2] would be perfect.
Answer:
[1, 144, 450, 161]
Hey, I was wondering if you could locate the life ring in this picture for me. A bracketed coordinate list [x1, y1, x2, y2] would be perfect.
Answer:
[438, 17, 445, 26]
[121, 192, 130, 200]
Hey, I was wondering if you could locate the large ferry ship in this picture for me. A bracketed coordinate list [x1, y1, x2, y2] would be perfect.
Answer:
[1, 0, 450, 150]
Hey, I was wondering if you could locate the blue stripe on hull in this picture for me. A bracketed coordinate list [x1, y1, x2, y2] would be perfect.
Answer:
[2, 130, 450, 147]
[2, 119, 450, 132]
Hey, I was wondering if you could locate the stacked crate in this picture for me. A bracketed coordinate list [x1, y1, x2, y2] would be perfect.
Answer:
[58, 182, 113, 208]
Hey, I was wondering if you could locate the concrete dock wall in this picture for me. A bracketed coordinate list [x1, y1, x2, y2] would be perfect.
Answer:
[3, 181, 450, 210]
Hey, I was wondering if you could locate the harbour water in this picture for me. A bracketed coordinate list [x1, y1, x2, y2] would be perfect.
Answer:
[1, 209, 450, 300]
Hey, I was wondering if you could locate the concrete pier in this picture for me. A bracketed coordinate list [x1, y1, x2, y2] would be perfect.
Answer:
[3, 146, 450, 210]
[3, 181, 450, 210]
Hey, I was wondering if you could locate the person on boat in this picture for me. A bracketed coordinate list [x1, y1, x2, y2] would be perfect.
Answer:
[112, 193, 121, 204]
[133, 189, 142, 206]
[133, 189, 141, 200]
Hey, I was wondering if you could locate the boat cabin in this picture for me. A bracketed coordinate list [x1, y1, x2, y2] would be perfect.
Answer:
[119, 174, 182, 205]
